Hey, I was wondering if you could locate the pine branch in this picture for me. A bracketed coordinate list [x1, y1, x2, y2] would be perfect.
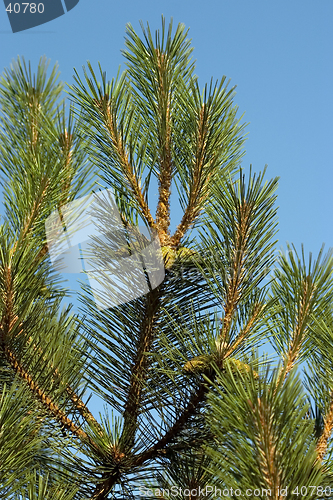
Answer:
[133, 382, 209, 467]
[0, 262, 103, 455]
[90, 469, 122, 500]
[94, 95, 156, 230]
[11, 174, 51, 254]
[171, 103, 209, 248]
[90, 287, 164, 498]
[4, 343, 97, 448]
[225, 301, 266, 358]
[220, 198, 253, 340]
[120, 286, 161, 450]
[0, 72, 102, 439]
[154, 49, 173, 246]
[7, 230, 104, 438]
[59, 128, 74, 206]
[91, 383, 209, 500]
[27, 87, 40, 153]
[277, 275, 315, 386]
[25, 332, 102, 432]
[316, 391, 333, 461]
[0, 307, 94, 449]
[248, 397, 281, 499]
[285, 275, 314, 374]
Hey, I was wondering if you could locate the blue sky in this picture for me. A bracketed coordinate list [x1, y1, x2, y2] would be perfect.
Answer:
[0, 1, 332, 413]
[1, 0, 332, 258]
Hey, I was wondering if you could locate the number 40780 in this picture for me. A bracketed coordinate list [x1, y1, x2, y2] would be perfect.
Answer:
[6, 3, 45, 14]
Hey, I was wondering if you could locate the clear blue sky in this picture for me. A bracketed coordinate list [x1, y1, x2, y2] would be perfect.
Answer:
[1, 0, 332, 258]
[0, 1, 332, 414]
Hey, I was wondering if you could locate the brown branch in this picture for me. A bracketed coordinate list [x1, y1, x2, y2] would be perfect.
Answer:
[0, 272, 96, 449]
[225, 302, 266, 358]
[155, 50, 173, 246]
[5, 126, 103, 433]
[248, 397, 281, 499]
[59, 129, 74, 207]
[36, 241, 49, 261]
[133, 383, 208, 468]
[278, 275, 315, 384]
[12, 175, 51, 256]
[220, 199, 252, 341]
[317, 391, 333, 461]
[5, 345, 98, 449]
[2, 248, 101, 433]
[90, 285, 162, 500]
[28, 88, 40, 152]
[24, 333, 102, 433]
[8, 319, 102, 437]
[96, 96, 156, 231]
[171, 104, 209, 248]
[120, 286, 160, 451]
[91, 383, 209, 500]
[90, 469, 122, 500]
[0, 264, 103, 454]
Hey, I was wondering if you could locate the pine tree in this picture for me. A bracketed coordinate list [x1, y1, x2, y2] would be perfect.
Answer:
[1, 17, 333, 500]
